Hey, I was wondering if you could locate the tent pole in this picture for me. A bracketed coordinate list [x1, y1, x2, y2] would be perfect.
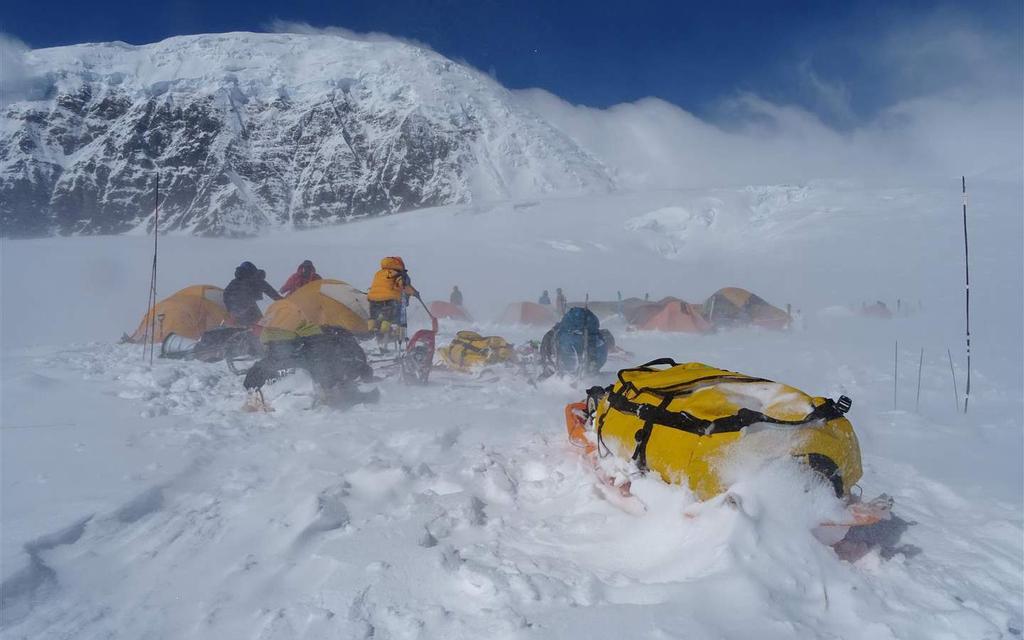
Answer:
[893, 340, 898, 410]
[145, 172, 160, 364]
[961, 176, 971, 413]
[947, 347, 960, 412]
[915, 347, 924, 413]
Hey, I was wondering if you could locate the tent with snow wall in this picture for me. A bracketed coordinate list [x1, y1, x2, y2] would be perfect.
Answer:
[429, 301, 472, 321]
[703, 287, 790, 330]
[260, 279, 371, 337]
[631, 299, 711, 333]
[127, 285, 231, 343]
[499, 301, 556, 326]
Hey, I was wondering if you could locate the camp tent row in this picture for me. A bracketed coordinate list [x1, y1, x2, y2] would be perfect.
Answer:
[128, 283, 789, 346]
[495, 287, 791, 333]
[627, 288, 790, 332]
[126, 279, 372, 344]
[128, 282, 473, 349]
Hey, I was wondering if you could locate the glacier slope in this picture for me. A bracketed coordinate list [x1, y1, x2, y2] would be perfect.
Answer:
[1, 182, 1021, 638]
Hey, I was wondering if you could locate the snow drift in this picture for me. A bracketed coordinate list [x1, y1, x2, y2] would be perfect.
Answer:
[1, 179, 1021, 638]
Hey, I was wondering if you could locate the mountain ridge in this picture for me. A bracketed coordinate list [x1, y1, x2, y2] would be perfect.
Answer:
[0, 32, 615, 237]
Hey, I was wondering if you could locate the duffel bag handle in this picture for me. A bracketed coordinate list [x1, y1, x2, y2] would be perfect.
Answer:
[616, 358, 679, 387]
[639, 358, 678, 368]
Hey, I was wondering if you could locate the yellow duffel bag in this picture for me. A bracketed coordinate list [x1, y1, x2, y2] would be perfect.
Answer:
[438, 330, 515, 371]
[589, 359, 862, 500]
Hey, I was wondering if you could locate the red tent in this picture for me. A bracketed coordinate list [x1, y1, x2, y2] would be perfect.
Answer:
[632, 299, 710, 333]
[429, 300, 472, 321]
[861, 302, 893, 319]
[499, 301, 556, 326]
[626, 297, 681, 328]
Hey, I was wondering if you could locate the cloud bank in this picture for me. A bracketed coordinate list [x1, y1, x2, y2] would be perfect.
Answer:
[515, 12, 1022, 189]
[267, 20, 434, 53]
[268, 12, 1021, 189]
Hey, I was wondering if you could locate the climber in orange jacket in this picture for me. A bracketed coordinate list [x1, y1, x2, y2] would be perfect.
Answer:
[367, 257, 418, 342]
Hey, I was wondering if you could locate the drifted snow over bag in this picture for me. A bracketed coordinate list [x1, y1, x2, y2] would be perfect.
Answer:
[589, 360, 861, 500]
[244, 325, 374, 394]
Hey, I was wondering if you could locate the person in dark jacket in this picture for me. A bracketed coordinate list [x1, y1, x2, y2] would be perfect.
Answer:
[450, 285, 463, 306]
[539, 290, 551, 305]
[224, 261, 282, 326]
[280, 260, 322, 296]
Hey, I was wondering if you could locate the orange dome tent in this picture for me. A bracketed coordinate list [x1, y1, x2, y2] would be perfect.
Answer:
[128, 285, 231, 343]
[703, 287, 790, 330]
[499, 301, 556, 326]
[632, 299, 711, 333]
[429, 301, 472, 321]
[260, 279, 371, 337]
[627, 297, 681, 328]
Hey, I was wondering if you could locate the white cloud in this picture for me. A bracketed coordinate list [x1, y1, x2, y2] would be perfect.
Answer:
[516, 15, 1022, 189]
[266, 20, 435, 53]
[0, 34, 34, 107]
[798, 60, 855, 126]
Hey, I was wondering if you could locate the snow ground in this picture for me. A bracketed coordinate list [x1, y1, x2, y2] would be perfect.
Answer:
[1, 181, 1022, 638]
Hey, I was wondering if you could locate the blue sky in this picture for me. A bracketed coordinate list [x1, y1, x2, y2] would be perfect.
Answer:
[2, 0, 1020, 127]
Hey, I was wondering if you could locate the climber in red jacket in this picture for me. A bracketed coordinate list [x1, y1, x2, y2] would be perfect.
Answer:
[280, 260, 322, 296]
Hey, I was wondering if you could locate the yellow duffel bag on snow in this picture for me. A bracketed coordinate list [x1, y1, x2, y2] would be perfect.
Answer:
[438, 331, 515, 371]
[589, 359, 862, 500]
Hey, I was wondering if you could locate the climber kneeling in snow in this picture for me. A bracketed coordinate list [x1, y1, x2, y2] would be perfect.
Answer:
[367, 256, 419, 348]
[243, 325, 379, 407]
[540, 306, 610, 377]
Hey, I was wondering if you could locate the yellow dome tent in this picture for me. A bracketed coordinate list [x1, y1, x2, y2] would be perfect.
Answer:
[259, 279, 371, 338]
[128, 285, 231, 343]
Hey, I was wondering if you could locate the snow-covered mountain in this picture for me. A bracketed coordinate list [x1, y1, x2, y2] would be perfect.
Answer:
[0, 32, 614, 236]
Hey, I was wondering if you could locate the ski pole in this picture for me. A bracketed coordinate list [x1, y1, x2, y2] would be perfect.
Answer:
[893, 340, 898, 410]
[947, 347, 960, 412]
[414, 293, 435, 320]
[413, 293, 438, 334]
[915, 347, 924, 413]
